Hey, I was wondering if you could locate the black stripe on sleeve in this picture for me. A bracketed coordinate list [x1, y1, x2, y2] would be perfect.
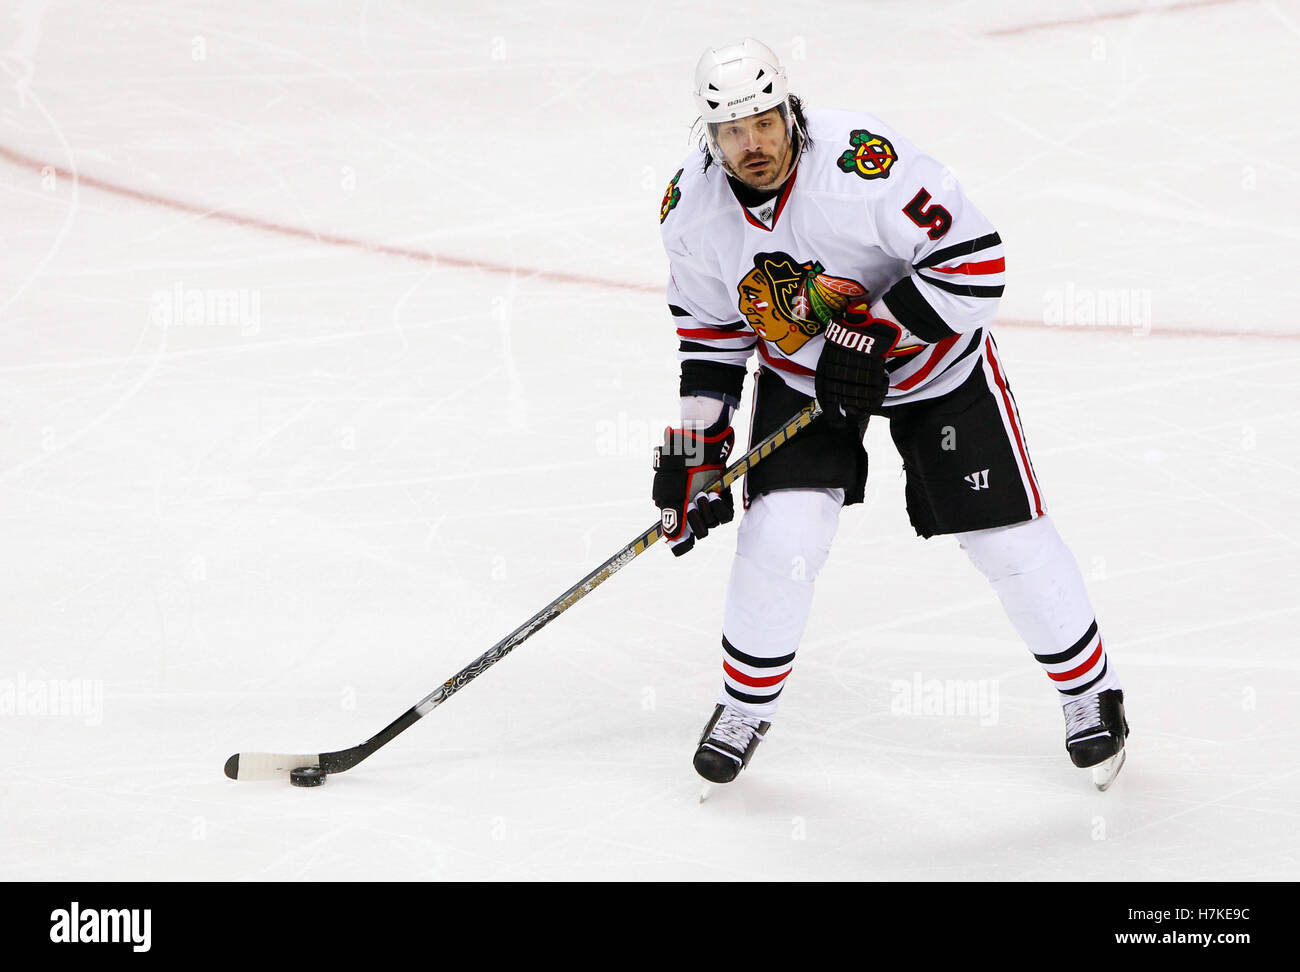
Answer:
[670, 309, 754, 335]
[881, 276, 959, 343]
[932, 329, 982, 375]
[916, 272, 1005, 299]
[670, 306, 752, 333]
[679, 339, 756, 355]
[914, 232, 1002, 271]
[680, 360, 746, 400]
[883, 345, 926, 374]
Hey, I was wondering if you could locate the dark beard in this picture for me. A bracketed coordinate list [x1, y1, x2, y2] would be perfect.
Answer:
[726, 135, 798, 206]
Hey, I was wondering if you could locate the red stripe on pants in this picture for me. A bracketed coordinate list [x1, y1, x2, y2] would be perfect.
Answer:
[984, 337, 1044, 516]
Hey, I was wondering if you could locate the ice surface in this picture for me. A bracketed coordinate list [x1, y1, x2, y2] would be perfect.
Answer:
[1, 0, 1298, 881]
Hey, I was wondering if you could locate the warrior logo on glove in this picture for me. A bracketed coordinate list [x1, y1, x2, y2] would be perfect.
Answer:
[823, 320, 876, 353]
[660, 506, 679, 535]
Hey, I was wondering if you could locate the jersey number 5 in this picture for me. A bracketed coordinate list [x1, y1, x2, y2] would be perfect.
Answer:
[903, 189, 952, 240]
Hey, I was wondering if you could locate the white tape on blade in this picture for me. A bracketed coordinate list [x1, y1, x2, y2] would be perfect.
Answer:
[234, 752, 321, 780]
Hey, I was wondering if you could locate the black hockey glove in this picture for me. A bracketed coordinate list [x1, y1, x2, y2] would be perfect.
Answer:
[652, 421, 735, 557]
[814, 300, 901, 427]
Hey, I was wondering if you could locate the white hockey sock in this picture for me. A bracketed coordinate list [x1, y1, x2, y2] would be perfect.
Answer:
[718, 488, 842, 719]
[958, 516, 1121, 702]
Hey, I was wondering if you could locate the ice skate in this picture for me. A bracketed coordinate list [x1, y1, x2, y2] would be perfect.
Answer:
[693, 704, 770, 785]
[1064, 689, 1130, 790]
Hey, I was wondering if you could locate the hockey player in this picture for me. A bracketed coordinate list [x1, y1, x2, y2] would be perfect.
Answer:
[652, 39, 1130, 791]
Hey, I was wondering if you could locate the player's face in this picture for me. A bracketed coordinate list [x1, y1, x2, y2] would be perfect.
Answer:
[713, 109, 793, 190]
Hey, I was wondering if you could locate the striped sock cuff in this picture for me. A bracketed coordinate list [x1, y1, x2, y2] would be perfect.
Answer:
[721, 634, 794, 707]
[1034, 620, 1109, 696]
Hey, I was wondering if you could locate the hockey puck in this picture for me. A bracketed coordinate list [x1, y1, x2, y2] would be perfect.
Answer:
[289, 766, 326, 787]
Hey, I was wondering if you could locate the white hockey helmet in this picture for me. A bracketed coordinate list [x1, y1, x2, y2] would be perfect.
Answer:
[693, 39, 794, 168]
[693, 38, 788, 123]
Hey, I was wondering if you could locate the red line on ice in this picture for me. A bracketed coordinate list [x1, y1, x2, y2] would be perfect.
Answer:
[1, 143, 1293, 342]
[986, 0, 1244, 37]
[0, 144, 651, 295]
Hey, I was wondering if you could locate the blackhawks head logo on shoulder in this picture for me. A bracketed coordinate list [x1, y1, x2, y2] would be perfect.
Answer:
[837, 129, 897, 180]
[660, 169, 683, 224]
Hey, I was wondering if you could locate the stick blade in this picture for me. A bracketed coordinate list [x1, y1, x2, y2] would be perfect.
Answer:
[224, 752, 321, 781]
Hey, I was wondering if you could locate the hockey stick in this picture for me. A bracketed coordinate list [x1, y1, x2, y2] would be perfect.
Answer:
[224, 399, 824, 781]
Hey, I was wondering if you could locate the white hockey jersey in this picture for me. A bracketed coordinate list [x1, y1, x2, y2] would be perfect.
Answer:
[659, 108, 1006, 406]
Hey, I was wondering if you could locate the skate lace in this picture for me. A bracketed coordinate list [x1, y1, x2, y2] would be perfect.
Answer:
[1064, 694, 1103, 738]
[709, 707, 765, 750]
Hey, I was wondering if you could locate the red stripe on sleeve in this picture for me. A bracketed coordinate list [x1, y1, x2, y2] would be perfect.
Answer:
[928, 257, 1005, 276]
[893, 334, 961, 391]
[677, 327, 753, 340]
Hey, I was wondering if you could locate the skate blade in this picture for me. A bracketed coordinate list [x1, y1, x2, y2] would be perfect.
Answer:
[1091, 749, 1127, 791]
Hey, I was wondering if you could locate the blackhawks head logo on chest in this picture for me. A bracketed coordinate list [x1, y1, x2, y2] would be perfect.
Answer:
[736, 252, 869, 355]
